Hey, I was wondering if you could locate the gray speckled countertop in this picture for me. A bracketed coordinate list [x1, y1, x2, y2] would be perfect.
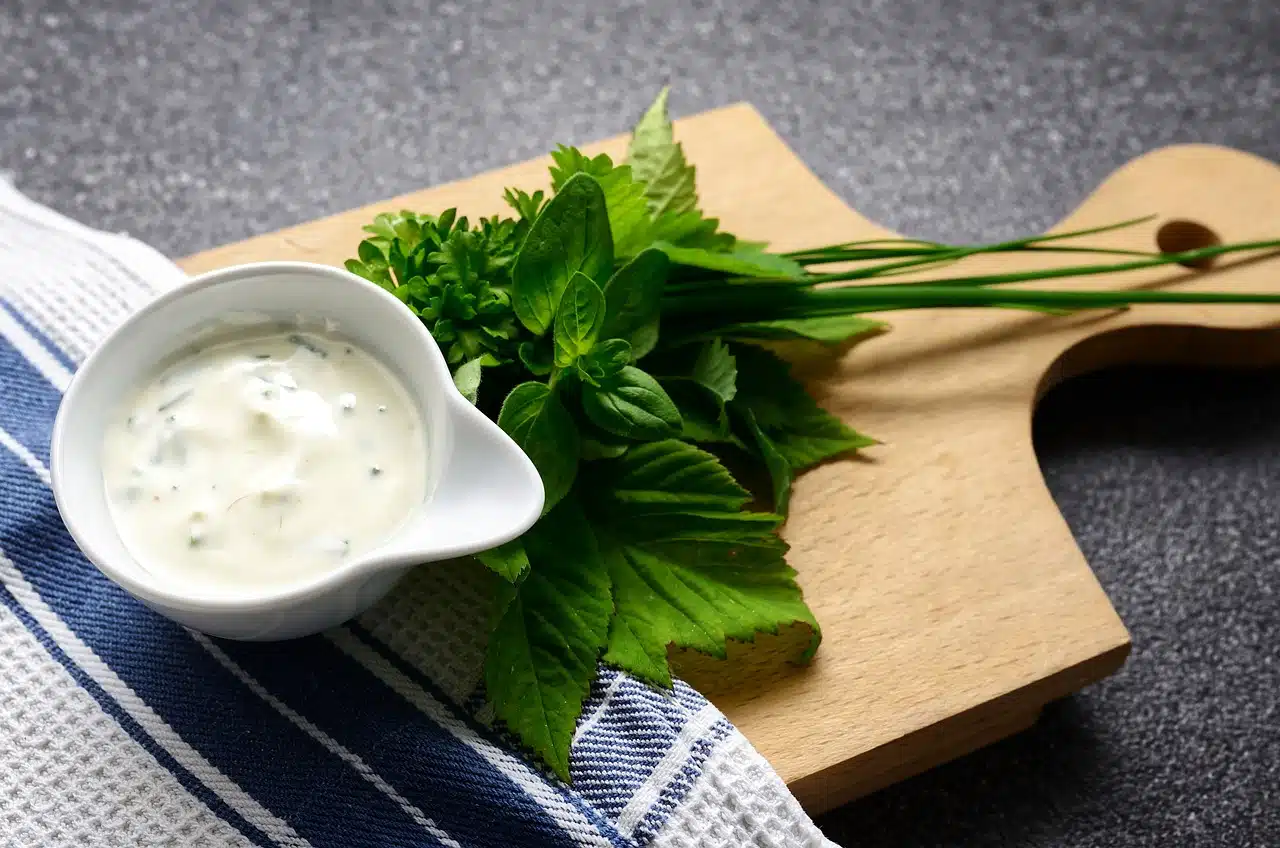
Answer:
[3, 1, 1279, 845]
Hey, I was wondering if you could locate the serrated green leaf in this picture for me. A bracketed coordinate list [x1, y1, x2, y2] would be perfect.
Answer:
[602, 248, 668, 347]
[743, 410, 794, 514]
[580, 441, 819, 686]
[484, 498, 613, 781]
[647, 340, 739, 444]
[730, 344, 875, 469]
[553, 272, 605, 368]
[452, 358, 484, 404]
[654, 243, 805, 279]
[476, 538, 530, 583]
[581, 366, 682, 441]
[511, 173, 614, 335]
[690, 338, 737, 403]
[592, 440, 749, 513]
[721, 315, 888, 345]
[627, 87, 699, 224]
[497, 382, 579, 511]
[660, 380, 739, 445]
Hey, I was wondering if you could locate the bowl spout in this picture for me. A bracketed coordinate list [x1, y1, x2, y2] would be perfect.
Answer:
[383, 395, 544, 564]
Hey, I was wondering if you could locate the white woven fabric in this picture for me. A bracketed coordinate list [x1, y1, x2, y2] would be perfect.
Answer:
[0, 606, 254, 848]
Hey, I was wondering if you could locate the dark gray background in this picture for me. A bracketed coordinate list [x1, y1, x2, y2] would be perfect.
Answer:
[3, 1, 1278, 845]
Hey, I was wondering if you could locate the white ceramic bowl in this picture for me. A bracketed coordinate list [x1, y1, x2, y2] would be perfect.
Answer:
[50, 261, 543, 640]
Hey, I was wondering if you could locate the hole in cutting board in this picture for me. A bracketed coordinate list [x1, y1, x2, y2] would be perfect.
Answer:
[1155, 219, 1221, 268]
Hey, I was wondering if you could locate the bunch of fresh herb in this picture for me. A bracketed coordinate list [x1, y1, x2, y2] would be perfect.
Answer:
[347, 88, 1280, 779]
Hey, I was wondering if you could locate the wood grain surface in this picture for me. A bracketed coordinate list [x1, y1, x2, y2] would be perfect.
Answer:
[180, 104, 1280, 813]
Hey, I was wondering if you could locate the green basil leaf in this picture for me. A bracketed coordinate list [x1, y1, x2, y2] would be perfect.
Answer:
[580, 437, 630, 460]
[497, 382, 580, 511]
[628, 321, 660, 360]
[518, 340, 554, 377]
[579, 339, 632, 384]
[602, 249, 669, 340]
[581, 366, 682, 440]
[511, 173, 614, 336]
[452, 358, 484, 405]
[548, 146, 653, 258]
[553, 272, 605, 368]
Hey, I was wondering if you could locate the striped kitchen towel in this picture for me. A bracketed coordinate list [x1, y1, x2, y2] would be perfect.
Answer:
[0, 177, 837, 848]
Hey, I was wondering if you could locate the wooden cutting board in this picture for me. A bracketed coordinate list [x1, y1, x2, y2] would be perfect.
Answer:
[180, 103, 1280, 814]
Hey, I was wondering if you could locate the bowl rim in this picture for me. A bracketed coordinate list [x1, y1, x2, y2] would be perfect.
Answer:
[50, 260, 462, 615]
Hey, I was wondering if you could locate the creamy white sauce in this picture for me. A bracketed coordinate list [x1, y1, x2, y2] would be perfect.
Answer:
[102, 326, 427, 593]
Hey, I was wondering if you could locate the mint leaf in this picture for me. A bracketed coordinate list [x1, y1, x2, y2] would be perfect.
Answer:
[498, 382, 580, 511]
[452, 358, 484, 404]
[601, 248, 669, 348]
[579, 339, 632, 385]
[583, 441, 819, 687]
[484, 498, 613, 781]
[553, 272, 605, 368]
[730, 344, 874, 469]
[655, 243, 805, 279]
[476, 538, 530, 582]
[549, 146, 652, 257]
[743, 410, 794, 514]
[721, 315, 887, 345]
[511, 173, 614, 335]
[581, 366, 682, 440]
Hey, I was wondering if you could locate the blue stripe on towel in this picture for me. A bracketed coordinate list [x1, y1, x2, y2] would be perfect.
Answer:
[0, 332, 61, 464]
[216, 636, 579, 848]
[344, 622, 633, 848]
[0, 301, 77, 370]
[571, 669, 697, 822]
